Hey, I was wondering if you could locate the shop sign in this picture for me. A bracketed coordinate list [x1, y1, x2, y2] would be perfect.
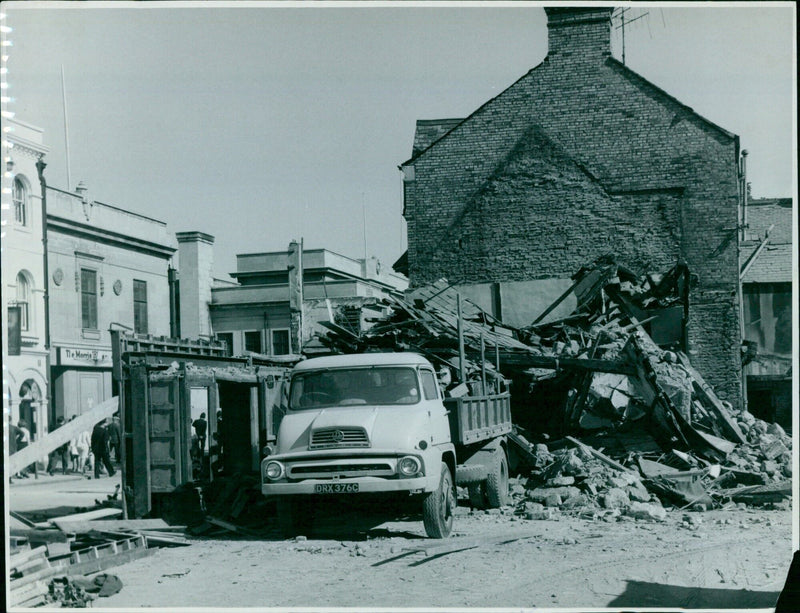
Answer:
[59, 346, 113, 367]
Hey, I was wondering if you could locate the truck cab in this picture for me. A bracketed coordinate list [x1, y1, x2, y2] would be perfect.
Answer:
[262, 352, 510, 538]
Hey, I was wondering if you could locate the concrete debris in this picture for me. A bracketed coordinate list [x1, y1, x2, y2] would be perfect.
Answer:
[625, 502, 667, 522]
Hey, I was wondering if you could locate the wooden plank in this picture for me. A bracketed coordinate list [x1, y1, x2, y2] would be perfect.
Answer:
[206, 516, 262, 537]
[676, 352, 747, 444]
[130, 363, 152, 519]
[11, 528, 72, 543]
[10, 510, 37, 528]
[9, 580, 50, 607]
[53, 518, 182, 534]
[56, 545, 156, 577]
[494, 351, 635, 375]
[9, 545, 49, 568]
[14, 555, 51, 574]
[565, 436, 637, 475]
[142, 533, 191, 547]
[8, 396, 119, 475]
[17, 593, 48, 608]
[49, 507, 123, 528]
[9, 565, 61, 590]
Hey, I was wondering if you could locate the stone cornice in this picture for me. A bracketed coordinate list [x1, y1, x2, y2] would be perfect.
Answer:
[47, 215, 177, 260]
[9, 139, 47, 160]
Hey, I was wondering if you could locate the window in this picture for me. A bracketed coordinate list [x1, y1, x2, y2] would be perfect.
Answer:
[289, 367, 420, 410]
[16, 272, 30, 331]
[420, 369, 439, 400]
[80, 269, 98, 329]
[216, 332, 234, 356]
[244, 331, 262, 353]
[271, 329, 290, 355]
[13, 177, 27, 226]
[133, 280, 148, 334]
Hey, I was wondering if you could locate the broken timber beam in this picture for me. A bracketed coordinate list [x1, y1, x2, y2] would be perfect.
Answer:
[8, 396, 119, 475]
[492, 351, 635, 375]
[676, 352, 747, 444]
[565, 436, 637, 475]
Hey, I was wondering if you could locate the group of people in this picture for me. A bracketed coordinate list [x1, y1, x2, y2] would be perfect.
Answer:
[10, 413, 122, 480]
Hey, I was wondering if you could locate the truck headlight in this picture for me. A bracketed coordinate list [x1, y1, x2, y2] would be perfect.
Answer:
[265, 461, 284, 480]
[398, 456, 421, 477]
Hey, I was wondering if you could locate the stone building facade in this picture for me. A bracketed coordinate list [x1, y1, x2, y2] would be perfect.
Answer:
[400, 7, 744, 405]
[47, 184, 175, 421]
[3, 118, 50, 439]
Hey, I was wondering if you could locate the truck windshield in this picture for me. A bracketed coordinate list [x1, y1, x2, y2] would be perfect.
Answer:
[289, 366, 421, 410]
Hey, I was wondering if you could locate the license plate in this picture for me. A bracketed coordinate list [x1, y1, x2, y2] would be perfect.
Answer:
[314, 483, 359, 494]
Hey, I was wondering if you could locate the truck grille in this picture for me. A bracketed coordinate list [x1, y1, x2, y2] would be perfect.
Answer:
[292, 463, 391, 475]
[310, 427, 369, 449]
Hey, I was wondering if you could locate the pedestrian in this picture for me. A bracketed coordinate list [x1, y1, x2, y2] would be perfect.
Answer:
[68, 416, 81, 472]
[91, 419, 115, 479]
[76, 427, 91, 474]
[192, 412, 207, 454]
[16, 420, 33, 477]
[107, 415, 121, 463]
[48, 416, 70, 475]
[216, 409, 223, 454]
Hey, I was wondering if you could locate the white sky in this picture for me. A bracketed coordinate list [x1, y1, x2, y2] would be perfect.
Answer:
[4, 2, 796, 279]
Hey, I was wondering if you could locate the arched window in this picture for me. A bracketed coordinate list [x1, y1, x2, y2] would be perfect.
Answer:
[13, 177, 28, 226]
[16, 272, 30, 331]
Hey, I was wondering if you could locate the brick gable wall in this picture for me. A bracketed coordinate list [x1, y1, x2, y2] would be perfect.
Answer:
[403, 11, 743, 405]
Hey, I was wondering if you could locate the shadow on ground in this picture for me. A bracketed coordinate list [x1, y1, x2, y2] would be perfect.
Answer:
[608, 580, 780, 609]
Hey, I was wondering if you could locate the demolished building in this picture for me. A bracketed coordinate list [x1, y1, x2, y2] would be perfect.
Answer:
[319, 254, 791, 513]
[397, 6, 744, 408]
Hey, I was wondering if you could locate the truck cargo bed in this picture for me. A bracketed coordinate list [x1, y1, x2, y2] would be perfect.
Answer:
[444, 392, 512, 446]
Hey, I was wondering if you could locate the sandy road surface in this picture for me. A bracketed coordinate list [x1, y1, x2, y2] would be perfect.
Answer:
[9, 474, 793, 609]
[100, 507, 790, 609]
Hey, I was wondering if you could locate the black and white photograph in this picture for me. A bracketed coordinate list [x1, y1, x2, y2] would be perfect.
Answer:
[2, 1, 797, 610]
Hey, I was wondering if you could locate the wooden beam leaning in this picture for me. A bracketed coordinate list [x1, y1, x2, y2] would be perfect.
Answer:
[488, 350, 635, 375]
[8, 397, 119, 475]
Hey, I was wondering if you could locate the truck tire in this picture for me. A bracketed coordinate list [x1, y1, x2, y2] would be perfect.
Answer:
[485, 448, 509, 508]
[455, 463, 486, 485]
[422, 464, 455, 539]
[276, 496, 315, 538]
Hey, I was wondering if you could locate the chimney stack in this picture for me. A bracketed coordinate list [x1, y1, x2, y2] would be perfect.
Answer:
[176, 231, 215, 340]
[544, 7, 614, 63]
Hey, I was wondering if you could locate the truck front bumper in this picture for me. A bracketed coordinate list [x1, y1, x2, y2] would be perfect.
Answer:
[262, 475, 438, 497]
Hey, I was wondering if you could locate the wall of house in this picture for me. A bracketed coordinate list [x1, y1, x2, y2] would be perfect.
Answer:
[402, 8, 742, 404]
[47, 188, 175, 420]
[2, 119, 50, 438]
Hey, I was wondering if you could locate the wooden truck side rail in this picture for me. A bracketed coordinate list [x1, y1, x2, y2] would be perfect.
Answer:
[444, 392, 512, 446]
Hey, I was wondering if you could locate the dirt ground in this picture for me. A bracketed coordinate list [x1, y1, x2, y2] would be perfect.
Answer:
[8, 473, 795, 610]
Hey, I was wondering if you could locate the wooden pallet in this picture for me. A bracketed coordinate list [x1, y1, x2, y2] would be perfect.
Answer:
[50, 534, 155, 576]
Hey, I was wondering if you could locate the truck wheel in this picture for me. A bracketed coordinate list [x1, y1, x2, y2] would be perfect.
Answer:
[276, 496, 315, 538]
[422, 464, 455, 539]
[485, 448, 509, 508]
[455, 463, 486, 485]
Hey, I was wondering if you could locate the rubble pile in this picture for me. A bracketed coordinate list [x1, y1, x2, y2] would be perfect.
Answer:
[510, 442, 668, 522]
[318, 254, 792, 510]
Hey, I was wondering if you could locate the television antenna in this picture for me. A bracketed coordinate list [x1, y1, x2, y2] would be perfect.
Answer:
[613, 7, 661, 65]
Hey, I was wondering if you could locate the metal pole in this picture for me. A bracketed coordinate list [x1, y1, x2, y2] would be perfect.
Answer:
[457, 293, 465, 384]
[495, 343, 501, 393]
[480, 331, 486, 395]
[61, 65, 72, 191]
